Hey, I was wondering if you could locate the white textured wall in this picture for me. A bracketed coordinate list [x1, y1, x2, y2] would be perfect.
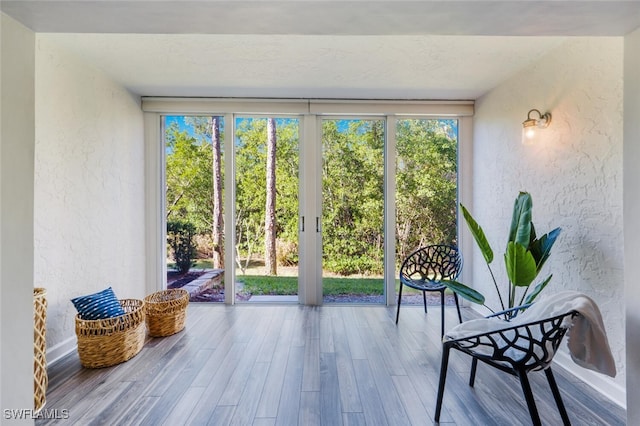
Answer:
[624, 27, 640, 424]
[34, 37, 146, 356]
[1, 13, 36, 417]
[472, 38, 625, 401]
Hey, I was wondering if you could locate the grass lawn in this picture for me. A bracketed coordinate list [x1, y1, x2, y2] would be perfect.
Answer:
[169, 259, 432, 296]
[237, 274, 425, 296]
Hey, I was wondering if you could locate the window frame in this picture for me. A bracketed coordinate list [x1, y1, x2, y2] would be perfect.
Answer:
[143, 98, 473, 305]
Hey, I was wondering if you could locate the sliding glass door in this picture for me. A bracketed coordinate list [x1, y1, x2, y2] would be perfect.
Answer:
[149, 99, 468, 306]
[234, 117, 300, 302]
[321, 118, 385, 303]
[164, 115, 226, 302]
[395, 118, 459, 305]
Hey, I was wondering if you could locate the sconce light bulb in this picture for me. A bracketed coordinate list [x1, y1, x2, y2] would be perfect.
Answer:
[522, 109, 551, 145]
[522, 126, 537, 145]
[525, 127, 536, 139]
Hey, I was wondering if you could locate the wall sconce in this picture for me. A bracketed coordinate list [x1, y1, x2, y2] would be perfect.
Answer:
[522, 109, 552, 145]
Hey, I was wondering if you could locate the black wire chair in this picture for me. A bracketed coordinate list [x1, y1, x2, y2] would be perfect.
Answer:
[434, 308, 579, 426]
[395, 245, 463, 337]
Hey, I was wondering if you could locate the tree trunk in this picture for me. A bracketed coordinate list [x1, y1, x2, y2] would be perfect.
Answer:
[265, 118, 277, 275]
[211, 117, 224, 269]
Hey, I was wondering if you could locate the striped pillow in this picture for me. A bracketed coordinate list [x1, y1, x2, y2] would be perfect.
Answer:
[71, 287, 126, 320]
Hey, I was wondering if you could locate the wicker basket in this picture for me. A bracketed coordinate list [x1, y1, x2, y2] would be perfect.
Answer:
[144, 289, 189, 337]
[34, 288, 48, 413]
[75, 299, 146, 368]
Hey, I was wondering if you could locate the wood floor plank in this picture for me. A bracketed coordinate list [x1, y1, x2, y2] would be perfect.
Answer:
[217, 312, 272, 406]
[320, 352, 343, 426]
[319, 308, 335, 353]
[229, 361, 270, 426]
[254, 317, 294, 418]
[352, 359, 389, 426]
[304, 306, 321, 339]
[252, 418, 276, 426]
[68, 380, 133, 425]
[161, 386, 206, 426]
[362, 309, 407, 377]
[361, 323, 419, 425]
[552, 367, 626, 426]
[116, 396, 161, 426]
[342, 412, 367, 426]
[275, 345, 305, 426]
[331, 313, 363, 412]
[139, 346, 215, 425]
[103, 346, 214, 424]
[301, 337, 320, 392]
[289, 306, 307, 348]
[341, 307, 367, 360]
[299, 391, 321, 426]
[436, 358, 511, 425]
[391, 374, 431, 426]
[38, 304, 626, 426]
[186, 342, 249, 425]
[191, 330, 238, 387]
[206, 405, 236, 426]
[255, 306, 286, 363]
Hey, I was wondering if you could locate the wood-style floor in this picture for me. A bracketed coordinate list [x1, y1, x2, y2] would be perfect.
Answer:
[38, 303, 625, 425]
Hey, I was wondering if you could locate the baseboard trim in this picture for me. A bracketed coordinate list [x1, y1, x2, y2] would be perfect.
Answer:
[46, 336, 76, 366]
[554, 350, 626, 409]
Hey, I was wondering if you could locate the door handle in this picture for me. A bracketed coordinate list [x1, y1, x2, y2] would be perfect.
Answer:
[316, 217, 320, 232]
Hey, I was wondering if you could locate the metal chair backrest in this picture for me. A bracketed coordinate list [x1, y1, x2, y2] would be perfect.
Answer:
[400, 245, 462, 286]
[446, 311, 578, 371]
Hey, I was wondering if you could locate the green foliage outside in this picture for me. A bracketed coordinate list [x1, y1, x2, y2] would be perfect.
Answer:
[165, 115, 458, 285]
[167, 220, 196, 273]
[165, 118, 220, 235]
[395, 119, 458, 261]
[234, 118, 299, 272]
[321, 118, 458, 275]
[322, 120, 385, 275]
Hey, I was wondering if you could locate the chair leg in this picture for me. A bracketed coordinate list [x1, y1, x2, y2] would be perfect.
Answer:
[545, 367, 571, 426]
[517, 370, 542, 426]
[435, 344, 452, 422]
[422, 290, 428, 314]
[395, 283, 403, 324]
[469, 357, 478, 387]
[440, 289, 445, 338]
[453, 293, 463, 323]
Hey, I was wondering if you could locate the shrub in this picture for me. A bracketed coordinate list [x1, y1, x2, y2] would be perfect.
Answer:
[167, 220, 196, 273]
[324, 255, 383, 276]
[276, 239, 298, 266]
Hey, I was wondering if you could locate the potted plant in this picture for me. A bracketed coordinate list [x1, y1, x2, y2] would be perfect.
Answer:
[444, 191, 561, 320]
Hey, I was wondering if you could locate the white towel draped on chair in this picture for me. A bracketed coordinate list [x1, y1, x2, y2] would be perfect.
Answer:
[444, 290, 616, 377]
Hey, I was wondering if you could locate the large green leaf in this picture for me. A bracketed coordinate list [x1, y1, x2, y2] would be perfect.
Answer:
[461, 204, 493, 264]
[442, 280, 485, 304]
[504, 242, 537, 287]
[508, 192, 532, 248]
[524, 275, 553, 305]
[529, 227, 562, 272]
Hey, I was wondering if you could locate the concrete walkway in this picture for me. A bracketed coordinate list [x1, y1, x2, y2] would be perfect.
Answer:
[181, 269, 223, 297]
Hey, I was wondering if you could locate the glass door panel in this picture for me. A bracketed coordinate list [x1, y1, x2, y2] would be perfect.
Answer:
[234, 117, 300, 302]
[395, 118, 458, 304]
[321, 119, 385, 303]
[164, 115, 226, 303]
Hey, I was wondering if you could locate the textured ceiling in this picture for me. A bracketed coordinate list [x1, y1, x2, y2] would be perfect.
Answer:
[4, 1, 640, 36]
[4, 1, 639, 99]
[42, 33, 566, 99]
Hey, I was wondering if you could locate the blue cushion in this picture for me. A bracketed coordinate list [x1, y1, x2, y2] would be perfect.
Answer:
[71, 287, 126, 320]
